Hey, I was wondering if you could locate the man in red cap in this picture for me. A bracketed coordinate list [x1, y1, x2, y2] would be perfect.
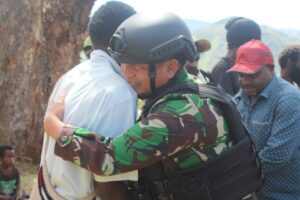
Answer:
[212, 17, 261, 96]
[230, 39, 300, 200]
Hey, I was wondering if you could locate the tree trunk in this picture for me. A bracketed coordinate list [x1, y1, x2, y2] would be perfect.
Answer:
[0, 0, 93, 162]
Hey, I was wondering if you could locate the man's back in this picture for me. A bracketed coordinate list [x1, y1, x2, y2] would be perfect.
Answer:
[234, 76, 300, 199]
[211, 17, 261, 96]
[41, 50, 137, 199]
[211, 57, 240, 95]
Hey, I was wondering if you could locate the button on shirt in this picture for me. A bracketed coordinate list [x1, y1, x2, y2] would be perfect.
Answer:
[40, 50, 137, 200]
[234, 75, 300, 200]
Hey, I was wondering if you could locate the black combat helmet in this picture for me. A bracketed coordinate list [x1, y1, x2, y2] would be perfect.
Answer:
[109, 12, 198, 64]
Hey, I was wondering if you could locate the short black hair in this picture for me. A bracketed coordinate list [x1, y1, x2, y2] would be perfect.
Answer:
[0, 145, 14, 158]
[278, 45, 300, 69]
[88, 1, 136, 49]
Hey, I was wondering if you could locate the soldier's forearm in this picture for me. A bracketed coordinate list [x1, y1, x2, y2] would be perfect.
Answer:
[55, 128, 108, 175]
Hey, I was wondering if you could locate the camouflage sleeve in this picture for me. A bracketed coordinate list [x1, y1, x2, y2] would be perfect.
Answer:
[55, 94, 224, 176]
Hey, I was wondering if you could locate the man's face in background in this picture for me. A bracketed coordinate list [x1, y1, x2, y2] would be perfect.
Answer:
[290, 55, 300, 87]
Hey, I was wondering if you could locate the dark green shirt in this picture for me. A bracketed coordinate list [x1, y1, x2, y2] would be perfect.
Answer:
[0, 166, 19, 196]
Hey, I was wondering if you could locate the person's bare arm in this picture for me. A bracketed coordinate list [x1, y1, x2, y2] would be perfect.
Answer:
[44, 93, 66, 139]
[15, 184, 22, 200]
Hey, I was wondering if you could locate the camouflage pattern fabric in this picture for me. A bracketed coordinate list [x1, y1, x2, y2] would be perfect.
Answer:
[55, 68, 230, 176]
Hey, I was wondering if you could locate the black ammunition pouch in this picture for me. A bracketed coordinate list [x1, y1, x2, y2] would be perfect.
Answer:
[168, 136, 262, 200]
[131, 80, 263, 200]
[128, 163, 174, 200]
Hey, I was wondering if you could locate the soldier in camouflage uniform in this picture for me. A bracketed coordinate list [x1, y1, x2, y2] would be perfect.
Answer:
[44, 12, 257, 200]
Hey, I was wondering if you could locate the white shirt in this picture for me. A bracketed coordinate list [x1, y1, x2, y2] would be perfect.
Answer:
[40, 50, 137, 200]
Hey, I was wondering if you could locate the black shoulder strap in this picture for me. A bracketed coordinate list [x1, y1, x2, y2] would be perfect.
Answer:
[141, 82, 246, 144]
[197, 83, 246, 144]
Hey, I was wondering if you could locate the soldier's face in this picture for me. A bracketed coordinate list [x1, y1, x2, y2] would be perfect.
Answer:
[121, 60, 179, 95]
[121, 63, 151, 94]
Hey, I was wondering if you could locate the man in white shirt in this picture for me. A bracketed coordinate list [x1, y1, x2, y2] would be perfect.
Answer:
[30, 2, 137, 200]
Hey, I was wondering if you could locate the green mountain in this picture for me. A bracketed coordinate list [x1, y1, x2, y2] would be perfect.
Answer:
[190, 18, 300, 73]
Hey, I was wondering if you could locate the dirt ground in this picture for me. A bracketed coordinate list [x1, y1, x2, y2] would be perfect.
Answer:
[16, 160, 38, 193]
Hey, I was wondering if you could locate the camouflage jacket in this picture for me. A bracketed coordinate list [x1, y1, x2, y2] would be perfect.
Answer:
[55, 69, 230, 176]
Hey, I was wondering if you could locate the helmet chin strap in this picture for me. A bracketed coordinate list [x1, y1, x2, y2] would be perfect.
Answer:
[149, 62, 157, 95]
[137, 63, 156, 99]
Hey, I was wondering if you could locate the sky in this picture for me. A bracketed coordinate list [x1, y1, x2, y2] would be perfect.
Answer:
[91, 0, 300, 30]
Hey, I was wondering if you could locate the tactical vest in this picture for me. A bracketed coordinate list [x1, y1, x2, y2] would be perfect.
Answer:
[128, 81, 263, 200]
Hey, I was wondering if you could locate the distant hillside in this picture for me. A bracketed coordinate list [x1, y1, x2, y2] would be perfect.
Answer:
[191, 18, 300, 73]
[279, 29, 300, 40]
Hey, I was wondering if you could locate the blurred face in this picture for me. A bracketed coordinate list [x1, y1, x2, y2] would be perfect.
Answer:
[185, 61, 199, 76]
[238, 65, 274, 99]
[290, 56, 300, 86]
[83, 46, 93, 59]
[1, 149, 15, 167]
[121, 60, 179, 95]
[280, 55, 300, 87]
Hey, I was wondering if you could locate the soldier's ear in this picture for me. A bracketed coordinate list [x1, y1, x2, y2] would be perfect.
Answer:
[166, 59, 179, 78]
